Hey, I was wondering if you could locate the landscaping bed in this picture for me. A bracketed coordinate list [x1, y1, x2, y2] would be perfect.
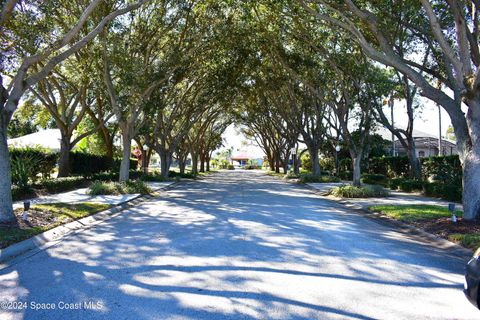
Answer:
[0, 203, 112, 249]
[369, 204, 480, 250]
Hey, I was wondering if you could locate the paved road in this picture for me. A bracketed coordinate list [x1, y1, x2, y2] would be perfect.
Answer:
[0, 171, 478, 319]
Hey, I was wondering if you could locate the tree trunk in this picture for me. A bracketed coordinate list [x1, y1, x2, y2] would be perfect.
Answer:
[406, 138, 422, 180]
[206, 155, 211, 171]
[200, 153, 205, 172]
[268, 157, 275, 171]
[159, 150, 171, 178]
[352, 155, 362, 187]
[462, 105, 480, 220]
[57, 134, 72, 177]
[0, 117, 15, 223]
[191, 152, 198, 174]
[119, 129, 132, 182]
[310, 147, 320, 176]
[275, 155, 280, 173]
[179, 159, 186, 174]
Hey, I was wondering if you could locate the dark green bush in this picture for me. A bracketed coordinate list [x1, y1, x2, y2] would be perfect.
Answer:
[361, 174, 387, 186]
[227, 164, 235, 170]
[331, 184, 390, 198]
[10, 147, 58, 182]
[70, 152, 138, 177]
[36, 177, 86, 193]
[299, 173, 340, 183]
[398, 179, 423, 192]
[388, 178, 404, 190]
[140, 172, 167, 182]
[87, 180, 152, 195]
[11, 185, 35, 201]
[339, 170, 353, 180]
[168, 170, 197, 179]
[421, 155, 462, 185]
[423, 182, 462, 202]
[369, 156, 410, 178]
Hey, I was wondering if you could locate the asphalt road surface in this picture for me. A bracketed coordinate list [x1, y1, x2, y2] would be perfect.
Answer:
[0, 170, 478, 319]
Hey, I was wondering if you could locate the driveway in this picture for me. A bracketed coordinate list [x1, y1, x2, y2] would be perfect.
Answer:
[0, 170, 478, 319]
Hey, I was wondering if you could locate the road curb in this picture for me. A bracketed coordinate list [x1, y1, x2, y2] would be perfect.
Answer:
[0, 181, 180, 265]
[301, 182, 473, 259]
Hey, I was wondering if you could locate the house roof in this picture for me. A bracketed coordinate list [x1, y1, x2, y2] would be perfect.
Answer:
[8, 129, 62, 151]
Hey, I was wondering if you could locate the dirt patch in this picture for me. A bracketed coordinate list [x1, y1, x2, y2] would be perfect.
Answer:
[411, 217, 480, 237]
[0, 208, 62, 230]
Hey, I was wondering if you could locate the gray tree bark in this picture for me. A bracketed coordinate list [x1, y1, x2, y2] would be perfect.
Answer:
[119, 129, 132, 182]
[352, 155, 362, 187]
[0, 111, 14, 223]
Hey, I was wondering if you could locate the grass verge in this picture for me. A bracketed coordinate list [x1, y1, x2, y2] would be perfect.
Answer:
[0, 202, 112, 249]
[369, 204, 463, 222]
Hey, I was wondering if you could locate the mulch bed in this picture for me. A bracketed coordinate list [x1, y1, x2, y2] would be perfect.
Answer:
[0, 208, 60, 230]
[410, 217, 480, 239]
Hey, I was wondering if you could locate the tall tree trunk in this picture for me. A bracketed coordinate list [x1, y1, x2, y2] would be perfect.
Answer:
[179, 158, 186, 174]
[309, 147, 321, 176]
[275, 155, 280, 173]
[406, 138, 422, 180]
[159, 150, 171, 178]
[268, 156, 275, 171]
[191, 152, 198, 174]
[0, 115, 14, 223]
[462, 104, 480, 220]
[57, 134, 72, 177]
[206, 155, 211, 172]
[119, 128, 132, 182]
[200, 153, 205, 173]
[352, 155, 362, 187]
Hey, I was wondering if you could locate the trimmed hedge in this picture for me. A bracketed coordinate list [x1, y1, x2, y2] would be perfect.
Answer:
[35, 176, 86, 193]
[70, 152, 137, 177]
[423, 182, 462, 202]
[299, 173, 340, 183]
[361, 174, 387, 186]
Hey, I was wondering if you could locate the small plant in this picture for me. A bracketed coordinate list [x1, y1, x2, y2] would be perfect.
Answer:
[361, 174, 387, 186]
[11, 155, 39, 188]
[331, 184, 390, 198]
[299, 173, 340, 183]
[87, 180, 152, 195]
[227, 164, 235, 170]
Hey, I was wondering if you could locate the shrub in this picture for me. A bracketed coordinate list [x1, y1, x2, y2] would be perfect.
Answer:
[320, 157, 335, 172]
[423, 182, 462, 202]
[299, 173, 340, 183]
[70, 152, 138, 177]
[301, 152, 312, 171]
[11, 185, 35, 201]
[10, 147, 58, 182]
[421, 155, 462, 185]
[331, 184, 390, 198]
[140, 173, 166, 182]
[388, 178, 404, 190]
[338, 170, 353, 180]
[87, 180, 151, 195]
[361, 174, 387, 186]
[124, 180, 152, 194]
[10, 155, 39, 188]
[398, 179, 423, 192]
[369, 156, 410, 178]
[227, 164, 235, 170]
[36, 177, 86, 193]
[168, 170, 197, 179]
[339, 158, 352, 171]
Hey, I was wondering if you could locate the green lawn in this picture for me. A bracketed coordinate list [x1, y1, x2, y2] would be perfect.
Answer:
[0, 202, 112, 249]
[368, 204, 463, 222]
[448, 233, 480, 250]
